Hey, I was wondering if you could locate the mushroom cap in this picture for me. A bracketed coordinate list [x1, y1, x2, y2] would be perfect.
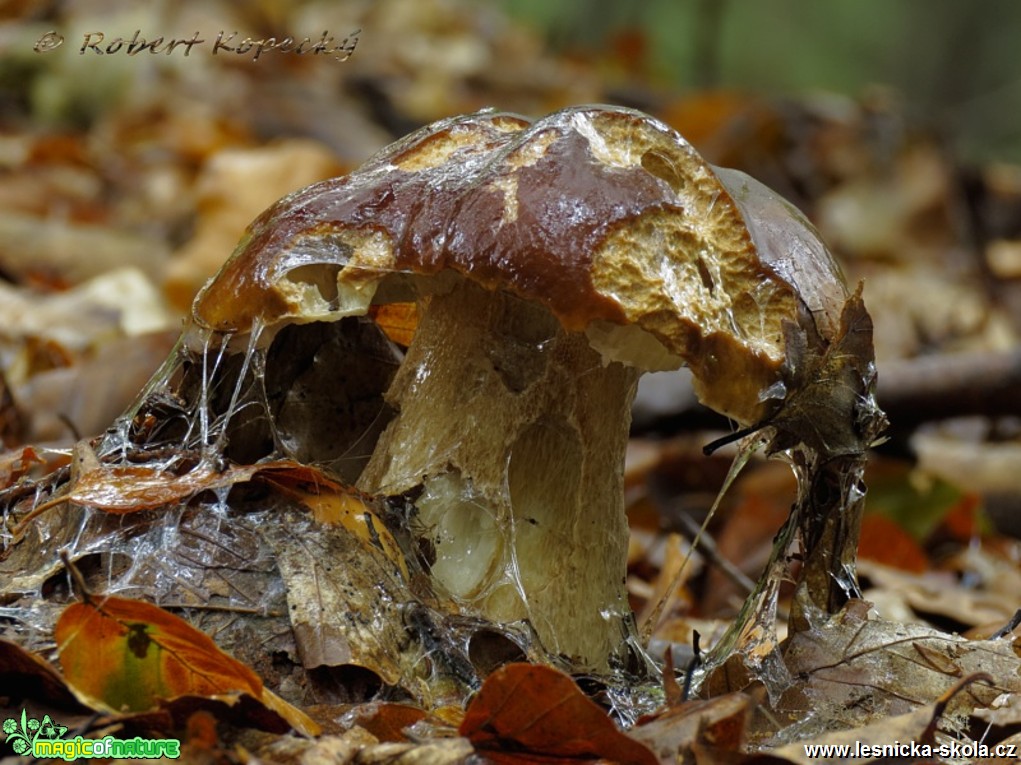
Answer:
[194, 106, 847, 424]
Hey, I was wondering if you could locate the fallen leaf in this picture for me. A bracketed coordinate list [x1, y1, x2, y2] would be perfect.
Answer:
[859, 459, 963, 541]
[184, 709, 219, 750]
[771, 674, 995, 764]
[631, 693, 750, 761]
[56, 595, 262, 708]
[12, 444, 265, 531]
[857, 514, 928, 573]
[0, 368, 25, 449]
[65, 461, 259, 513]
[54, 594, 319, 735]
[0, 446, 42, 490]
[14, 455, 408, 587]
[159, 690, 313, 737]
[974, 689, 1021, 728]
[780, 601, 1017, 730]
[355, 738, 475, 764]
[701, 486, 791, 618]
[369, 303, 420, 347]
[259, 508, 409, 684]
[860, 559, 1017, 630]
[0, 249, 169, 335]
[346, 702, 428, 743]
[14, 330, 179, 444]
[258, 726, 379, 764]
[255, 464, 407, 578]
[637, 533, 697, 632]
[0, 638, 85, 710]
[459, 663, 658, 765]
[166, 140, 345, 310]
[770, 703, 937, 764]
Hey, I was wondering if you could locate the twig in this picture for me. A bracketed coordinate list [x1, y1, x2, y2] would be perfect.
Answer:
[673, 511, 756, 595]
[633, 348, 1021, 439]
[989, 608, 1021, 640]
[159, 603, 285, 617]
[877, 348, 1021, 431]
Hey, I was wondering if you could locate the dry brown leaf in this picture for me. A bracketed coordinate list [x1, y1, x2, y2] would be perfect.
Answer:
[0, 638, 84, 710]
[630, 693, 750, 762]
[166, 140, 345, 309]
[258, 505, 409, 685]
[973, 690, 1021, 729]
[772, 674, 998, 763]
[771, 703, 942, 764]
[459, 663, 658, 765]
[13, 330, 179, 444]
[355, 738, 475, 765]
[344, 702, 428, 743]
[779, 601, 1017, 733]
[0, 214, 168, 288]
[64, 462, 255, 513]
[9, 441, 262, 525]
[637, 533, 697, 631]
[0, 446, 42, 490]
[860, 559, 1018, 630]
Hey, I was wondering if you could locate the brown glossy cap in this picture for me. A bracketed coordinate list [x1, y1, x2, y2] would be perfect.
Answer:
[193, 106, 847, 424]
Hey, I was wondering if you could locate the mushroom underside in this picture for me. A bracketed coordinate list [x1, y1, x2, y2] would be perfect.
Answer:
[164, 269, 668, 671]
[356, 277, 642, 670]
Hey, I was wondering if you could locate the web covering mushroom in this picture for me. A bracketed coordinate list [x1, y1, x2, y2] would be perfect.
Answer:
[5, 106, 883, 687]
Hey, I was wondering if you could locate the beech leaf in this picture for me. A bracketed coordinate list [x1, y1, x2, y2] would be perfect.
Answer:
[459, 663, 658, 765]
[65, 462, 258, 513]
[0, 638, 84, 710]
[54, 595, 319, 735]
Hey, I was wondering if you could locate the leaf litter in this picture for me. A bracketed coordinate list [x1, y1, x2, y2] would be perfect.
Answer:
[3, 3, 1021, 762]
[2, 143, 1018, 764]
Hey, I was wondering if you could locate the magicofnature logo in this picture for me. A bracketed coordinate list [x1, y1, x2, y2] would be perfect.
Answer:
[2, 709, 180, 760]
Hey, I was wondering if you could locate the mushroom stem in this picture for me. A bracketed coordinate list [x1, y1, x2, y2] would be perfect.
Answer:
[789, 450, 868, 630]
[357, 278, 639, 670]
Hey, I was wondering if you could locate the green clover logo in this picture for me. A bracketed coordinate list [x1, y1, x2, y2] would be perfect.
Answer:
[2, 711, 33, 755]
[2, 710, 67, 755]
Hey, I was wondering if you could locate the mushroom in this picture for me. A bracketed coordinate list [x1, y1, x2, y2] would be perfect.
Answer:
[183, 106, 880, 672]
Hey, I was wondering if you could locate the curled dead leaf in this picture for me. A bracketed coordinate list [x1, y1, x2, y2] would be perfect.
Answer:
[0, 638, 85, 711]
[54, 594, 319, 736]
[459, 663, 658, 765]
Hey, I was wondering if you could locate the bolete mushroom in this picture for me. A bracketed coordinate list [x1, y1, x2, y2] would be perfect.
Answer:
[181, 106, 881, 673]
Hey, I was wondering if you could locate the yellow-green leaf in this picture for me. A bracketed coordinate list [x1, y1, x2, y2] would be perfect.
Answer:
[55, 595, 319, 735]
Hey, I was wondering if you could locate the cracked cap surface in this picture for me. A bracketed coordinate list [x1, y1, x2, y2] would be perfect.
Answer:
[194, 106, 848, 424]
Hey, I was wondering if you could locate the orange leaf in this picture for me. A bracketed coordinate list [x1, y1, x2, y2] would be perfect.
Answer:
[939, 492, 983, 544]
[66, 462, 259, 513]
[56, 595, 262, 710]
[460, 663, 658, 765]
[54, 595, 318, 735]
[348, 702, 428, 742]
[255, 464, 408, 578]
[0, 446, 43, 490]
[368, 302, 419, 347]
[13, 456, 270, 534]
[858, 514, 928, 573]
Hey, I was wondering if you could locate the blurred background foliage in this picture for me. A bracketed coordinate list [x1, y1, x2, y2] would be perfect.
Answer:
[3, 2, 1021, 743]
[499, 0, 1021, 164]
[2, 0, 1020, 523]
